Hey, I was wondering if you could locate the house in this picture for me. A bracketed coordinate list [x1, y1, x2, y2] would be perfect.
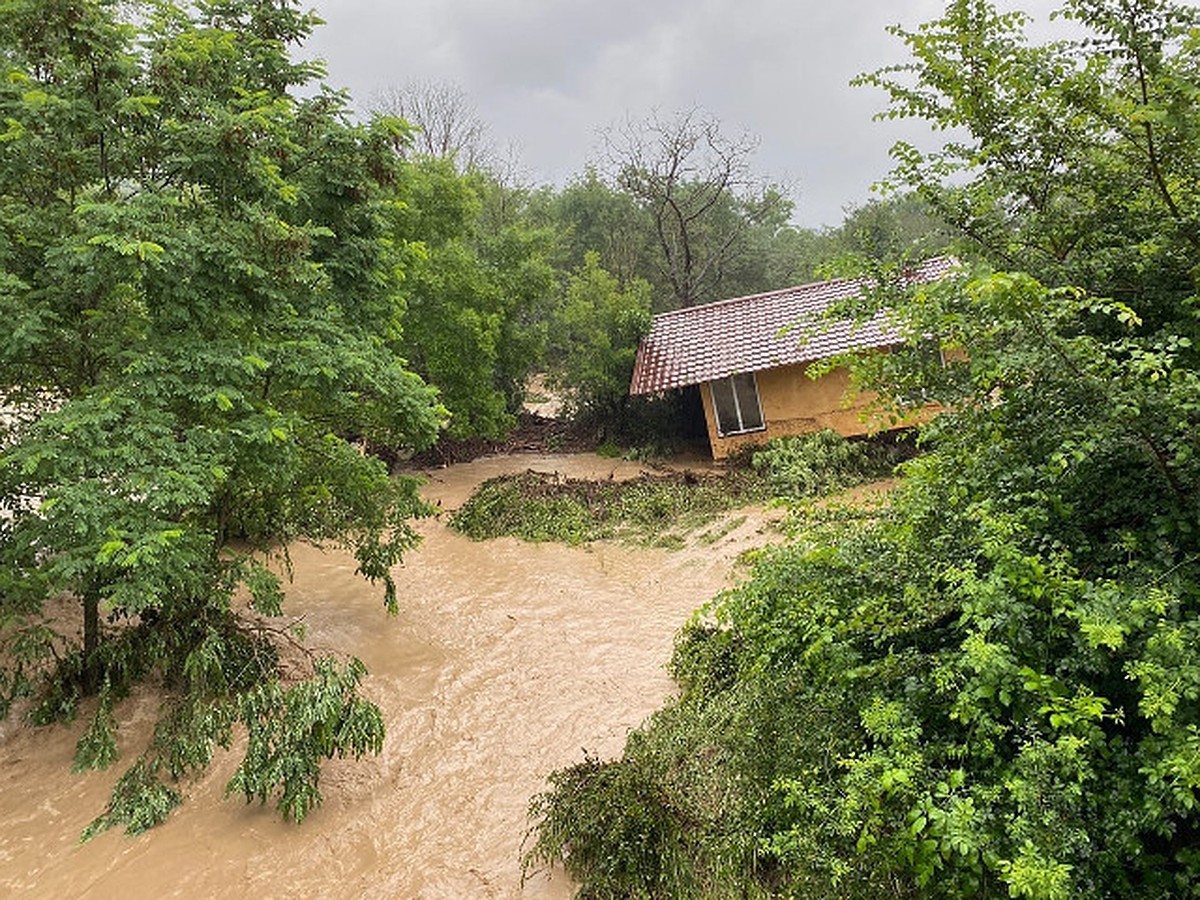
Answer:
[628, 257, 956, 460]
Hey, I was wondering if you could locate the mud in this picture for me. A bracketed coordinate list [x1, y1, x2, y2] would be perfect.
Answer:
[0, 453, 776, 899]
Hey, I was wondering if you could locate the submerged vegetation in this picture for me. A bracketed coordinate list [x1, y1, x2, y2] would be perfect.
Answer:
[749, 428, 911, 500]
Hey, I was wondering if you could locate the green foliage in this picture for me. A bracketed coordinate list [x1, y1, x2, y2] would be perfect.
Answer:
[527, 2, 1200, 897]
[0, 0, 443, 834]
[450, 473, 595, 545]
[81, 760, 183, 840]
[73, 685, 119, 772]
[449, 470, 769, 547]
[762, 194, 957, 290]
[750, 430, 907, 500]
[537, 167, 655, 288]
[0, 609, 64, 719]
[855, 0, 1200, 314]
[395, 159, 556, 439]
[524, 744, 758, 900]
[547, 252, 652, 425]
[228, 657, 384, 823]
[830, 195, 957, 269]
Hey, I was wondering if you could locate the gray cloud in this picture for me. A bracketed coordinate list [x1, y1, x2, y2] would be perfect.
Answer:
[305, 0, 1059, 227]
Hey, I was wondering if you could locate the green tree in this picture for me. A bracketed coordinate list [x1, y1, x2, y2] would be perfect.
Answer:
[547, 252, 651, 426]
[830, 194, 957, 269]
[393, 158, 555, 440]
[760, 194, 958, 290]
[855, 0, 1199, 321]
[0, 0, 444, 835]
[536, 167, 655, 289]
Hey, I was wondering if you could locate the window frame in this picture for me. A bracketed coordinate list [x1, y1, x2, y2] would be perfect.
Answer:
[709, 372, 766, 437]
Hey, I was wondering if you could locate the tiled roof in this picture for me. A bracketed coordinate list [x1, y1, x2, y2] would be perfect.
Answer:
[629, 256, 957, 395]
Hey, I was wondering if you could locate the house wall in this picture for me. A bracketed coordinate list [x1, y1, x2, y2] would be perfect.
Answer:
[700, 362, 907, 460]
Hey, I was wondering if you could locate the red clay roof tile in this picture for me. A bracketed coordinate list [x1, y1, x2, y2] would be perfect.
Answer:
[629, 257, 956, 395]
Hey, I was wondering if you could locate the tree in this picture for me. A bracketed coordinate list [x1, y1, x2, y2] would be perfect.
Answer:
[527, 1, 1200, 896]
[536, 167, 655, 288]
[754, 193, 960, 290]
[547, 252, 651, 426]
[0, 0, 444, 835]
[392, 158, 556, 440]
[830, 194, 956, 268]
[368, 79, 494, 172]
[855, 0, 1200, 322]
[602, 108, 793, 309]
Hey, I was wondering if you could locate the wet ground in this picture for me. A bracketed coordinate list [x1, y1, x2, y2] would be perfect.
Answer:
[0, 453, 779, 899]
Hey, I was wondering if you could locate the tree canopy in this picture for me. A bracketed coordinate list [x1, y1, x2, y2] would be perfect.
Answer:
[602, 108, 794, 310]
[391, 158, 556, 440]
[546, 251, 651, 426]
[0, 0, 444, 834]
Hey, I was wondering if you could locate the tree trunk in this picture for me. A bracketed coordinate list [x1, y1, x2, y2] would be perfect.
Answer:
[83, 584, 101, 694]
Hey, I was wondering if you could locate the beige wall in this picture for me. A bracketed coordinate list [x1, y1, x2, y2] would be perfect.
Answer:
[700, 362, 917, 460]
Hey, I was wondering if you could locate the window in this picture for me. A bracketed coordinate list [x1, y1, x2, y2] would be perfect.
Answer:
[710, 373, 765, 436]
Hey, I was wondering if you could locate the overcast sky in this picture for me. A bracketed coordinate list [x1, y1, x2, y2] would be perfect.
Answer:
[303, 0, 1060, 229]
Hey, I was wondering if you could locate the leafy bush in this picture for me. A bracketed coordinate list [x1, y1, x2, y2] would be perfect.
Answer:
[525, 750, 697, 899]
[450, 474, 597, 545]
[525, 273, 1200, 897]
[524, 662, 790, 900]
[750, 430, 907, 499]
[528, 409, 1200, 898]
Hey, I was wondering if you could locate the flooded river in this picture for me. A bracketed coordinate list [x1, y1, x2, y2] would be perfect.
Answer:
[0, 453, 776, 899]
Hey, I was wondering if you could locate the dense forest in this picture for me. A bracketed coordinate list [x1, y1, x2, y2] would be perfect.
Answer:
[2, 0, 1198, 897]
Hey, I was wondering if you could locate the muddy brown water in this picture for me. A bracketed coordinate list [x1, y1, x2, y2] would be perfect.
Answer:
[0, 453, 779, 899]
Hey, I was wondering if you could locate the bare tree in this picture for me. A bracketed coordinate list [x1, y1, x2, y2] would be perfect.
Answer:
[602, 108, 791, 308]
[369, 79, 493, 172]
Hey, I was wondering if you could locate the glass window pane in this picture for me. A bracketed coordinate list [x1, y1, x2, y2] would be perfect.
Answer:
[732, 373, 763, 431]
[710, 378, 739, 435]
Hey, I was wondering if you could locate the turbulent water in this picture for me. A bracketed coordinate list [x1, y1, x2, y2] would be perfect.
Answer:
[0, 453, 777, 899]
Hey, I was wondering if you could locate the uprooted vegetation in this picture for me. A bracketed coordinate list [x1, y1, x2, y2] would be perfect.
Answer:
[447, 430, 907, 548]
[448, 469, 768, 548]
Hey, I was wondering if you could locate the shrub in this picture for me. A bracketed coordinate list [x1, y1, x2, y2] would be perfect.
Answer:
[525, 270, 1200, 897]
[749, 430, 903, 499]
